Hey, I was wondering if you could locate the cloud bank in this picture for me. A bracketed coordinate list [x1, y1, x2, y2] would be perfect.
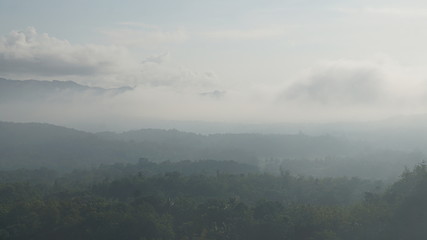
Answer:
[0, 27, 131, 79]
[284, 61, 383, 105]
[0, 27, 219, 90]
[2, 27, 427, 129]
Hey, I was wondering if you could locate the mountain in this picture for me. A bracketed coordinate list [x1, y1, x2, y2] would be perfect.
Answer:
[0, 78, 133, 103]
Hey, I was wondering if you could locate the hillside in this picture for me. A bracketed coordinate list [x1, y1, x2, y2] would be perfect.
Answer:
[0, 122, 141, 170]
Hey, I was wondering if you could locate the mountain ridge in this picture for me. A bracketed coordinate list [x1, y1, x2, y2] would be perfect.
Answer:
[0, 78, 133, 103]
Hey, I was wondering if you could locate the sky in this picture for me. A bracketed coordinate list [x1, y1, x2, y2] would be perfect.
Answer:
[2, 0, 427, 130]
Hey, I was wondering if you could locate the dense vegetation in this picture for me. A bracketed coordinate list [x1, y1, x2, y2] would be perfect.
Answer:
[1, 159, 427, 240]
[1, 121, 426, 239]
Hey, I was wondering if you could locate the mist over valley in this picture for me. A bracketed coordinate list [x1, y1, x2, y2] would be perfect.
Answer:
[2, 1, 427, 239]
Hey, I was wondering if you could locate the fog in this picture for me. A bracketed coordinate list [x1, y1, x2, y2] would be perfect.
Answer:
[2, 0, 427, 191]
[2, 27, 427, 130]
[3, 1, 427, 239]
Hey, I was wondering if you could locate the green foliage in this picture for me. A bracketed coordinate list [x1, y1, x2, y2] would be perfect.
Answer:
[1, 164, 427, 239]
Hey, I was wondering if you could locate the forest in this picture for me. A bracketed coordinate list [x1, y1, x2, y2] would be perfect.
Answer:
[1, 158, 427, 239]
[1, 122, 427, 239]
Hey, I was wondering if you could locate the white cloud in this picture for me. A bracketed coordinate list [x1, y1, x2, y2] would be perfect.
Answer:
[0, 27, 220, 90]
[0, 27, 133, 79]
[4, 56, 427, 128]
[5, 26, 427, 126]
[276, 58, 427, 121]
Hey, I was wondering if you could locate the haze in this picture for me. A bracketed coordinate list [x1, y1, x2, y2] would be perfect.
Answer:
[5, 2, 427, 239]
[2, 0, 427, 131]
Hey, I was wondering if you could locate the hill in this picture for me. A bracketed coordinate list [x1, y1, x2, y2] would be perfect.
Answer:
[0, 121, 423, 179]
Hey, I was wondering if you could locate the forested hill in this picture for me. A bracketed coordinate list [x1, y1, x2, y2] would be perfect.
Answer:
[0, 121, 422, 179]
[0, 121, 142, 170]
[1, 122, 353, 168]
[102, 129, 368, 158]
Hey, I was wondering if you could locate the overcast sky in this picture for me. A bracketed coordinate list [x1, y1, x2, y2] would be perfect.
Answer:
[1, 0, 427, 128]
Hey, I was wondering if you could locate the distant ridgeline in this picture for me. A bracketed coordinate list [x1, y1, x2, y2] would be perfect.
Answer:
[0, 78, 133, 103]
[0, 121, 422, 180]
